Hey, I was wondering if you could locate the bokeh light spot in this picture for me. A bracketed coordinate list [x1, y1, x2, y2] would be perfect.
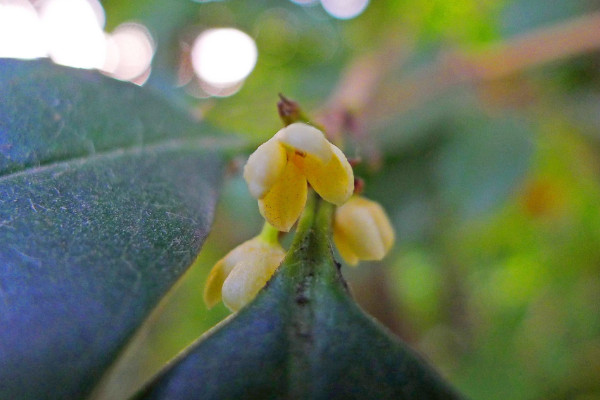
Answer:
[104, 23, 155, 83]
[191, 28, 258, 87]
[321, 0, 369, 20]
[38, 0, 106, 69]
[0, 0, 46, 59]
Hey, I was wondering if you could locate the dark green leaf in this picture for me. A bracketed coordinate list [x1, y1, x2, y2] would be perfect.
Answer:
[133, 199, 464, 400]
[0, 59, 228, 399]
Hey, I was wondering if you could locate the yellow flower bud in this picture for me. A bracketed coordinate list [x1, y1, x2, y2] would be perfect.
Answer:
[333, 196, 395, 266]
[203, 236, 285, 311]
[243, 122, 354, 232]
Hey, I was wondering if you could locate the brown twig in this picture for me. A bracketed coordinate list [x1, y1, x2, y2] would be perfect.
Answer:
[367, 11, 600, 122]
[315, 37, 412, 166]
[471, 11, 600, 80]
[312, 12, 600, 167]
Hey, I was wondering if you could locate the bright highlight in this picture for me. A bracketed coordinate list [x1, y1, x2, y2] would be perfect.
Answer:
[0, 0, 46, 59]
[191, 28, 258, 87]
[0, 0, 155, 84]
[38, 0, 107, 69]
[105, 23, 155, 82]
[321, 0, 369, 19]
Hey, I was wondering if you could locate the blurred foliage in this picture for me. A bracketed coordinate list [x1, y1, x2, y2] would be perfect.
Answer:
[92, 0, 600, 399]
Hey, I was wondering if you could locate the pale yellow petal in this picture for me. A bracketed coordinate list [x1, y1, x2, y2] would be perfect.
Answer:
[203, 259, 227, 308]
[221, 237, 262, 268]
[276, 123, 332, 164]
[302, 143, 354, 205]
[203, 237, 280, 308]
[243, 137, 287, 199]
[333, 229, 360, 266]
[221, 248, 285, 311]
[258, 161, 307, 232]
[334, 196, 391, 261]
[367, 200, 395, 252]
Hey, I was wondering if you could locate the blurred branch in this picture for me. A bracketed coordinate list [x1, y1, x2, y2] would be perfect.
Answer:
[369, 11, 600, 122]
[471, 11, 600, 80]
[320, 12, 600, 132]
[317, 36, 413, 164]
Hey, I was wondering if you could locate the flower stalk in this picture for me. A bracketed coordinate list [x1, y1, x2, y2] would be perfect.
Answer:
[258, 221, 280, 245]
[283, 190, 340, 286]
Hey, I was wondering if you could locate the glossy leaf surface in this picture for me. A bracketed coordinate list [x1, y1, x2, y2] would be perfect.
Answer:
[0, 59, 226, 400]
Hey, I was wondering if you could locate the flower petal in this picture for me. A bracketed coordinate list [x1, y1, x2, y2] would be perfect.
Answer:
[222, 249, 285, 311]
[203, 259, 228, 308]
[243, 137, 287, 199]
[203, 237, 281, 308]
[276, 122, 332, 164]
[302, 143, 354, 205]
[258, 161, 307, 232]
[221, 237, 264, 268]
[334, 196, 393, 261]
[368, 200, 395, 252]
[333, 229, 360, 266]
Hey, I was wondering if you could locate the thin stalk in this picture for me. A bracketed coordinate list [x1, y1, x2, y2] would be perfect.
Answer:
[258, 222, 280, 245]
[289, 192, 334, 253]
[314, 199, 334, 253]
[283, 190, 341, 287]
[290, 190, 318, 250]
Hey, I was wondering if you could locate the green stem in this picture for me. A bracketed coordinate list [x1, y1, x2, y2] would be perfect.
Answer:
[315, 198, 334, 239]
[292, 191, 317, 246]
[258, 222, 280, 245]
[288, 191, 335, 267]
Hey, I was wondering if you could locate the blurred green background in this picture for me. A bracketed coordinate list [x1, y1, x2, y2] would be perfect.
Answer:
[5, 0, 600, 398]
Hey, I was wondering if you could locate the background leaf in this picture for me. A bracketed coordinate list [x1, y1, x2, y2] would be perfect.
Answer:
[133, 200, 463, 400]
[435, 112, 533, 219]
[0, 59, 229, 400]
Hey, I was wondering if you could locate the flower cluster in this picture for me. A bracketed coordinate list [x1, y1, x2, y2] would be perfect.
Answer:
[243, 122, 354, 232]
[205, 122, 395, 311]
